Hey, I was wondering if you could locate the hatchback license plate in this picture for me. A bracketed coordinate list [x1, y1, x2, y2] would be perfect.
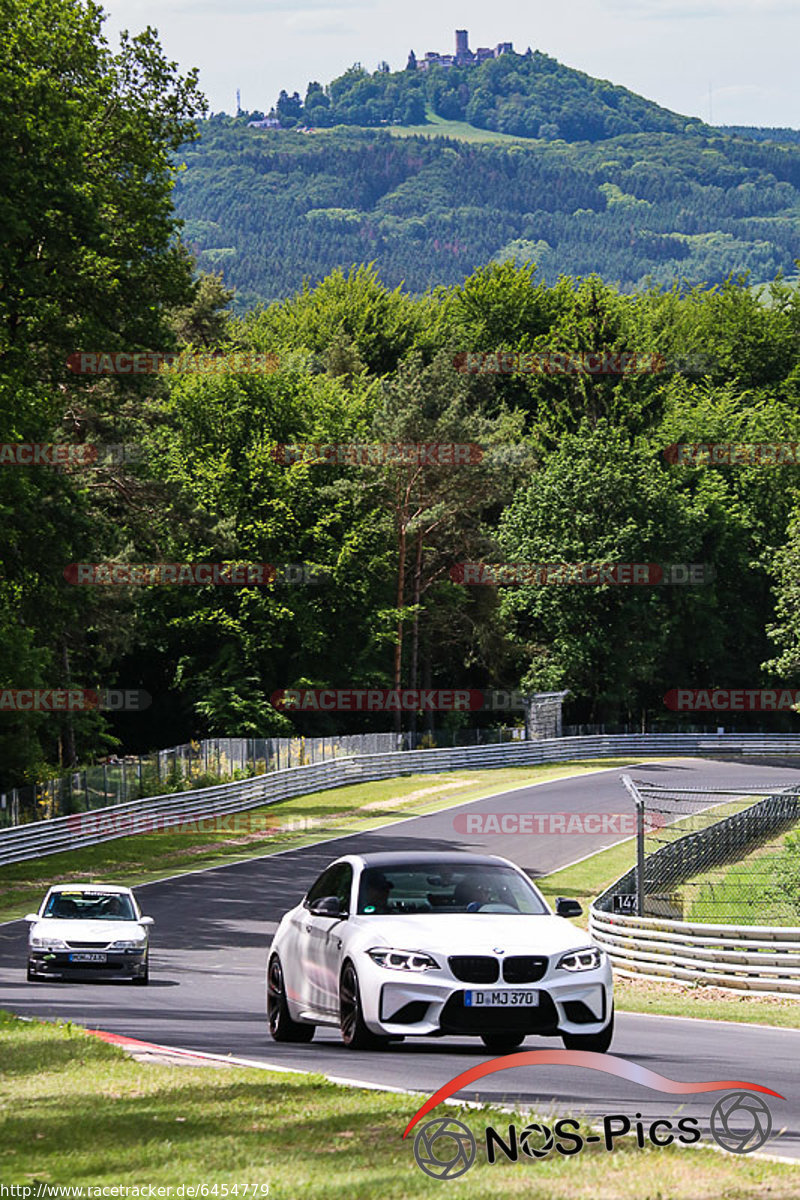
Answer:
[69, 952, 107, 963]
[464, 989, 539, 1007]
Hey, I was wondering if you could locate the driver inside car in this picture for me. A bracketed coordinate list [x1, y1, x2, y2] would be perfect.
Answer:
[360, 871, 394, 914]
[453, 879, 491, 912]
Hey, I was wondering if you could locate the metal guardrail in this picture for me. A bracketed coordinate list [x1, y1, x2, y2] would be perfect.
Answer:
[3, 731, 800, 868]
[589, 909, 800, 996]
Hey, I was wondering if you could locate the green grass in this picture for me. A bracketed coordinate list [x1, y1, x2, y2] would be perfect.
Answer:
[1, 1011, 797, 1197]
[0, 761, 637, 925]
[680, 826, 800, 925]
[611, 974, 800, 1028]
[386, 109, 537, 145]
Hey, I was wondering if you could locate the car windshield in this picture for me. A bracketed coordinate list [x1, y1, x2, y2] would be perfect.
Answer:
[356, 864, 548, 916]
[43, 891, 136, 920]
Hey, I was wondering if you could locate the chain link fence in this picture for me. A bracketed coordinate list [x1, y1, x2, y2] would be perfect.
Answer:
[0, 727, 529, 828]
[597, 778, 800, 925]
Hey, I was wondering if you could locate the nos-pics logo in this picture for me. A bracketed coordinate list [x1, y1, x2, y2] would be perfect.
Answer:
[404, 1051, 781, 1179]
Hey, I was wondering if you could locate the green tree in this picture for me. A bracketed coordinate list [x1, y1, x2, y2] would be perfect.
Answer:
[0, 0, 205, 782]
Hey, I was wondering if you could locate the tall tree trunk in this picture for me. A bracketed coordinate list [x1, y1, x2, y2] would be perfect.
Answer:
[62, 642, 77, 766]
[408, 529, 424, 745]
[393, 501, 408, 739]
[423, 639, 434, 737]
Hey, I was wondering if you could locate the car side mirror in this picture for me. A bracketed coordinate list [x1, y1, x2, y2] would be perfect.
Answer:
[556, 897, 583, 918]
[139, 915, 154, 926]
[308, 896, 346, 918]
[24, 913, 39, 922]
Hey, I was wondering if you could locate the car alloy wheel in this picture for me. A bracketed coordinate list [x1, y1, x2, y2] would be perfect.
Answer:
[267, 955, 314, 1043]
[339, 961, 387, 1050]
[131, 962, 149, 986]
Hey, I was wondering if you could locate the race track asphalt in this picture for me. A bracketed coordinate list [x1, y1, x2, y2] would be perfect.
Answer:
[1, 757, 798, 1160]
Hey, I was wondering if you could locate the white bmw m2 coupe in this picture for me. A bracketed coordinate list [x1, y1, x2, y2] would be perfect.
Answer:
[267, 851, 613, 1052]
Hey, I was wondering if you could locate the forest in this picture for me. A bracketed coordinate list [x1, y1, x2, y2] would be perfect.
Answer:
[176, 120, 800, 306]
[3, 0, 800, 789]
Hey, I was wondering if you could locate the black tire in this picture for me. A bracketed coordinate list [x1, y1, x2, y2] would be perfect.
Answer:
[339, 961, 386, 1050]
[561, 1008, 614, 1053]
[131, 964, 149, 986]
[267, 955, 314, 1043]
[480, 1032, 527, 1054]
[26, 964, 38, 982]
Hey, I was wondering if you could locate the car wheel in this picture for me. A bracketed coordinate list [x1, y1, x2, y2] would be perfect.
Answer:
[26, 964, 38, 982]
[480, 1033, 526, 1054]
[339, 961, 386, 1050]
[131, 963, 149, 986]
[561, 1008, 614, 1053]
[267, 955, 314, 1043]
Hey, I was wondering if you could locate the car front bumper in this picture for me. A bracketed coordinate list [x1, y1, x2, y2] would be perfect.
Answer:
[28, 948, 147, 979]
[361, 959, 612, 1038]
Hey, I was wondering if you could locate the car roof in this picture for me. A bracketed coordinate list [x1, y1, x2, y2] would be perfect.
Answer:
[347, 851, 513, 869]
[47, 883, 133, 894]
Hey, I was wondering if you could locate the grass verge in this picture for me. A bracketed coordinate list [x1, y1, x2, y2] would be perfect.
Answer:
[0, 1011, 797, 1198]
[0, 760, 636, 924]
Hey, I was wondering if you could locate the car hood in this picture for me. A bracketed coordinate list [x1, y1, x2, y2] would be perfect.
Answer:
[352, 913, 591, 957]
[30, 918, 146, 942]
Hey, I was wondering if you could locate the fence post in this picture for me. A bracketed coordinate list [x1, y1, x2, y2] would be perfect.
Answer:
[621, 774, 646, 917]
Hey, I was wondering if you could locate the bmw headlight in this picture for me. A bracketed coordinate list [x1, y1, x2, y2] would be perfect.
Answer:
[367, 948, 440, 972]
[109, 940, 143, 949]
[29, 936, 68, 949]
[556, 947, 603, 972]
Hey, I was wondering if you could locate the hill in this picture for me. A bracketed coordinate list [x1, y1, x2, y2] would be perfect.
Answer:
[174, 112, 800, 308]
[266, 50, 701, 142]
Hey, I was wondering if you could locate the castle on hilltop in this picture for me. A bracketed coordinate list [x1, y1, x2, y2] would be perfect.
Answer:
[410, 29, 517, 71]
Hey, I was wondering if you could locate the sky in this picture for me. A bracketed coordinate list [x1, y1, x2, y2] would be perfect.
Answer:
[99, 0, 798, 128]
